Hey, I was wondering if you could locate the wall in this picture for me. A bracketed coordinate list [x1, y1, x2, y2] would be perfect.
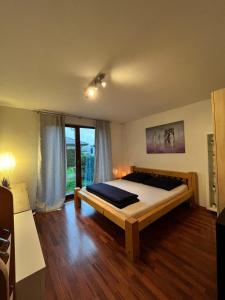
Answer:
[0, 106, 39, 208]
[1, 100, 211, 207]
[123, 99, 212, 207]
[0, 106, 124, 207]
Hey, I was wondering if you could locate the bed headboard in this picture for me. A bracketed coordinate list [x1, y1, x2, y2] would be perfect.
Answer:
[130, 166, 198, 203]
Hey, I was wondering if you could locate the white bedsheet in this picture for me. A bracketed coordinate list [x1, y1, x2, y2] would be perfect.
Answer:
[85, 179, 188, 218]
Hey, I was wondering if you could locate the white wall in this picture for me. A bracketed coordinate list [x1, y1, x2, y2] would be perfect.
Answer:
[123, 99, 212, 207]
[0, 106, 124, 207]
[0, 106, 39, 207]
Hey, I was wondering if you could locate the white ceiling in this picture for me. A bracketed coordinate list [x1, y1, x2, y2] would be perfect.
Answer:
[0, 0, 225, 122]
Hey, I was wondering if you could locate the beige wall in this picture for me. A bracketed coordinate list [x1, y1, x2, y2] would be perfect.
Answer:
[123, 99, 212, 207]
[0, 100, 212, 208]
[0, 106, 124, 207]
[0, 106, 39, 207]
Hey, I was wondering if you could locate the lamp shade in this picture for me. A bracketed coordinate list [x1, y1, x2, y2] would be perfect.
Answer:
[113, 168, 118, 177]
[0, 153, 16, 173]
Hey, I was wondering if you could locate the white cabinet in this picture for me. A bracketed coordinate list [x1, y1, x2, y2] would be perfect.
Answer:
[14, 210, 46, 300]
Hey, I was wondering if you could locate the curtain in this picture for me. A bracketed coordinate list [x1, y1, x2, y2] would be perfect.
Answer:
[94, 120, 112, 183]
[36, 113, 66, 212]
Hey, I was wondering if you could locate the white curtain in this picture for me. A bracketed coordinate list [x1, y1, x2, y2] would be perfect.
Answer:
[94, 120, 112, 183]
[36, 113, 66, 212]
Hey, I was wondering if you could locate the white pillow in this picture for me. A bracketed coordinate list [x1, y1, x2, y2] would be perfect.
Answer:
[10, 183, 31, 214]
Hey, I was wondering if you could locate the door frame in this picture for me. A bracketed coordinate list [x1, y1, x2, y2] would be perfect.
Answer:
[65, 124, 95, 200]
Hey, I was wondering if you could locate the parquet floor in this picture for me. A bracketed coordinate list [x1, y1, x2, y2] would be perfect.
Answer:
[35, 201, 217, 300]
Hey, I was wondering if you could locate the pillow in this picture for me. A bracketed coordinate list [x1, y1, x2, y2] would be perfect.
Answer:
[10, 183, 31, 214]
[122, 172, 151, 183]
[142, 176, 183, 191]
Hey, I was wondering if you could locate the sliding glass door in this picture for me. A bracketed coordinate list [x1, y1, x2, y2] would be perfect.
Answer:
[80, 127, 95, 187]
[65, 125, 95, 196]
[65, 127, 76, 195]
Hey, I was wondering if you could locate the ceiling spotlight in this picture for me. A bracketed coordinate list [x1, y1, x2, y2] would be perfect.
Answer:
[93, 72, 106, 86]
[101, 81, 107, 88]
[84, 72, 107, 99]
[85, 86, 97, 99]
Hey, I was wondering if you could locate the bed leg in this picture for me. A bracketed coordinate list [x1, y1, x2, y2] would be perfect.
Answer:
[74, 187, 81, 210]
[125, 218, 139, 262]
[192, 173, 199, 206]
[188, 196, 195, 208]
[189, 172, 199, 207]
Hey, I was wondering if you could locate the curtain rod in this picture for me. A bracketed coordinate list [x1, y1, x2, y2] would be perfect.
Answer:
[34, 109, 95, 121]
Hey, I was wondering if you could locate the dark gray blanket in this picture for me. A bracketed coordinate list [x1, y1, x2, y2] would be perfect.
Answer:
[86, 183, 139, 209]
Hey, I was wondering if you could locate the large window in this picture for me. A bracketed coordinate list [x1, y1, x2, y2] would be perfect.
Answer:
[65, 125, 95, 195]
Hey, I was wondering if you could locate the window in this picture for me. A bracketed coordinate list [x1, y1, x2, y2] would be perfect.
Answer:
[65, 125, 95, 196]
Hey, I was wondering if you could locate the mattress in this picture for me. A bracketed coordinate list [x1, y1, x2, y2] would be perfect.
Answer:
[84, 179, 188, 218]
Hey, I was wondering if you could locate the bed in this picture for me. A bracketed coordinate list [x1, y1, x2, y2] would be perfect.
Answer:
[74, 166, 198, 262]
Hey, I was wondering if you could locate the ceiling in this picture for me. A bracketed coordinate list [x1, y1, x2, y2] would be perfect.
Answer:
[0, 0, 225, 122]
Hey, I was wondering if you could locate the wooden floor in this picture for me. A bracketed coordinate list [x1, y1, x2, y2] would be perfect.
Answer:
[34, 201, 217, 300]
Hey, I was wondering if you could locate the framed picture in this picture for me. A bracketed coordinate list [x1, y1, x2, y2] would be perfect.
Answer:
[146, 121, 185, 153]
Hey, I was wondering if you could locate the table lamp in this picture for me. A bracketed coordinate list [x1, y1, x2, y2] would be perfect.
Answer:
[113, 168, 127, 179]
[0, 152, 16, 188]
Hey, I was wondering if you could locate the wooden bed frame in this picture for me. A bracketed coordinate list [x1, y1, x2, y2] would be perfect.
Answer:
[74, 166, 198, 262]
